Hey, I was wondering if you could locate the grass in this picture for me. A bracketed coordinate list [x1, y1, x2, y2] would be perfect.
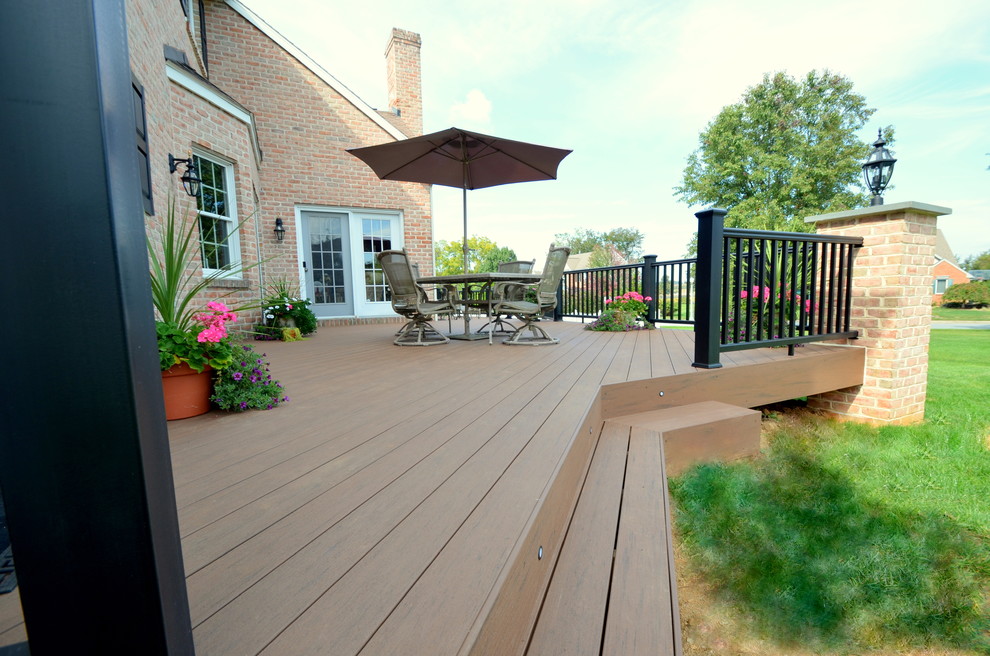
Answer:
[932, 306, 990, 321]
[670, 330, 990, 654]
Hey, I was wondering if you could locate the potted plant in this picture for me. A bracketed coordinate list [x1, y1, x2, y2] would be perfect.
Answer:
[148, 200, 251, 419]
[256, 279, 318, 341]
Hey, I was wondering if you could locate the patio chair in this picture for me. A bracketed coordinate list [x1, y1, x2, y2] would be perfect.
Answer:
[476, 259, 538, 335]
[498, 259, 536, 274]
[401, 260, 453, 333]
[491, 247, 570, 345]
[378, 250, 458, 346]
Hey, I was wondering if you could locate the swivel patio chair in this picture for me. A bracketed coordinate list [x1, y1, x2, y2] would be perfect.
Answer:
[498, 259, 536, 274]
[476, 259, 538, 335]
[491, 247, 570, 345]
[378, 250, 458, 346]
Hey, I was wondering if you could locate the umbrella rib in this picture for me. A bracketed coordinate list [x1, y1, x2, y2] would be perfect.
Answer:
[374, 135, 465, 181]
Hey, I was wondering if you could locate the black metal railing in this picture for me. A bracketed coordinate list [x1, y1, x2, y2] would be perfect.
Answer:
[693, 208, 863, 368]
[557, 255, 696, 324]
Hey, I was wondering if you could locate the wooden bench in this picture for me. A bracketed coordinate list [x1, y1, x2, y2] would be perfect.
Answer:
[523, 401, 759, 655]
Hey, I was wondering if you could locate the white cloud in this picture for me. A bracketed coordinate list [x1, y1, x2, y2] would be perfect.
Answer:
[448, 89, 493, 127]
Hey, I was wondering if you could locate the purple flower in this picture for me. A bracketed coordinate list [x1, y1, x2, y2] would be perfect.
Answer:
[250, 375, 259, 383]
[232, 372, 243, 381]
[242, 345, 251, 352]
[240, 401, 248, 409]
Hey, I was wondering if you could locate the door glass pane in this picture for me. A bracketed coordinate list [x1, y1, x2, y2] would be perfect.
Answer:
[311, 214, 347, 305]
[363, 218, 392, 303]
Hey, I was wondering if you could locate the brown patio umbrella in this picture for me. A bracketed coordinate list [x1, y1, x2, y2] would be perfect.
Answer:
[348, 127, 571, 273]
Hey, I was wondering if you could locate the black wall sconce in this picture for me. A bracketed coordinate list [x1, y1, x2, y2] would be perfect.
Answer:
[862, 129, 896, 206]
[168, 154, 201, 198]
[274, 217, 286, 241]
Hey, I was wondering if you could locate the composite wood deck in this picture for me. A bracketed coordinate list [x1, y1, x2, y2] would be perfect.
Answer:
[0, 321, 864, 653]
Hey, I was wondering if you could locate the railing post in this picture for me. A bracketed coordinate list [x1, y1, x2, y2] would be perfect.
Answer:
[641, 254, 658, 323]
[554, 280, 563, 321]
[693, 208, 726, 368]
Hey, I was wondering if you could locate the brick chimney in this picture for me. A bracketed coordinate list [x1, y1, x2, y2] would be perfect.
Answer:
[385, 28, 423, 136]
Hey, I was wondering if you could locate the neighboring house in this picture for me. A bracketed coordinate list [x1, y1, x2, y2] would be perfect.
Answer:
[969, 270, 990, 281]
[931, 230, 972, 304]
[127, 0, 430, 323]
[564, 245, 628, 271]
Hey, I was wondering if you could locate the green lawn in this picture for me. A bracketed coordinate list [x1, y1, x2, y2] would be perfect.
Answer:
[932, 306, 990, 321]
[670, 330, 990, 654]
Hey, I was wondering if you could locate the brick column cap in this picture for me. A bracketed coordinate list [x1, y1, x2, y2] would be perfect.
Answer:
[806, 201, 952, 225]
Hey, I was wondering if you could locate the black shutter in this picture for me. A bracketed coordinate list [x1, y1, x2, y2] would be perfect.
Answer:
[131, 74, 154, 215]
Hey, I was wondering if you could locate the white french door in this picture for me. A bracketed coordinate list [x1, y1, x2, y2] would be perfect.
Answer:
[297, 207, 402, 318]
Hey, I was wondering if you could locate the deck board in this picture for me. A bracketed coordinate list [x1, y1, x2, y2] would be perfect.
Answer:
[0, 321, 863, 653]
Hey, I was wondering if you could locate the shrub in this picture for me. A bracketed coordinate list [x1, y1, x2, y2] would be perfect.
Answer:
[942, 280, 990, 307]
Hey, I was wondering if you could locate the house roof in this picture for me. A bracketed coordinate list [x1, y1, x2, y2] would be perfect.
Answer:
[224, 0, 407, 142]
[934, 229, 959, 265]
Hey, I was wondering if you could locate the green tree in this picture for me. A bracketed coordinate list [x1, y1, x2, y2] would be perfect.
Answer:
[675, 70, 888, 236]
[434, 236, 516, 275]
[553, 227, 645, 261]
[959, 249, 990, 271]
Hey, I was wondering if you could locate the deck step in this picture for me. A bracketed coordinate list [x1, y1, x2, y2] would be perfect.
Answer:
[608, 400, 761, 476]
[527, 423, 681, 655]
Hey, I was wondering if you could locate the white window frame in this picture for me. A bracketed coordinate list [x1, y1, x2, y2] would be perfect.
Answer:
[193, 151, 241, 278]
[933, 277, 952, 295]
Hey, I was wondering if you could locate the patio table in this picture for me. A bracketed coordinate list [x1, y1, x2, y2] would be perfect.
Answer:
[417, 272, 542, 341]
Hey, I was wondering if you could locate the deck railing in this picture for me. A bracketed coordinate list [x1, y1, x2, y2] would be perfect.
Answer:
[557, 255, 695, 324]
[555, 208, 862, 369]
[692, 208, 863, 368]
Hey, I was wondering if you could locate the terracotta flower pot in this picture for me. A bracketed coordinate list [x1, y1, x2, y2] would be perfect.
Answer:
[161, 362, 213, 420]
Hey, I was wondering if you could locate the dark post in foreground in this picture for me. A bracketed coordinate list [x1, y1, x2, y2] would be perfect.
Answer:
[641, 254, 658, 324]
[0, 1, 194, 653]
[692, 208, 727, 368]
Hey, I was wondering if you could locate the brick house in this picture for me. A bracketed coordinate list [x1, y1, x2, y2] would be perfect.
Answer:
[127, 0, 429, 324]
[931, 229, 972, 304]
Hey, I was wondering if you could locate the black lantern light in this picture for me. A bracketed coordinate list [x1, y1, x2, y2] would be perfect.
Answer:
[274, 217, 286, 242]
[862, 129, 896, 206]
[168, 154, 202, 198]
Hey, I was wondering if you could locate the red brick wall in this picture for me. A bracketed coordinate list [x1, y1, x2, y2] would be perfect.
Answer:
[202, 1, 433, 288]
[126, 0, 263, 325]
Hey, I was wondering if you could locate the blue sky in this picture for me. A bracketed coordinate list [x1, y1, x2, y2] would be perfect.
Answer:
[242, 0, 990, 263]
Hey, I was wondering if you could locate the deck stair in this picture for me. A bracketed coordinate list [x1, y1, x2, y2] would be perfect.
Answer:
[517, 401, 760, 655]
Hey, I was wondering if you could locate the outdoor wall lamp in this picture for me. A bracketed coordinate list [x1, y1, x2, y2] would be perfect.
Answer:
[168, 154, 202, 198]
[862, 129, 896, 206]
[274, 217, 286, 242]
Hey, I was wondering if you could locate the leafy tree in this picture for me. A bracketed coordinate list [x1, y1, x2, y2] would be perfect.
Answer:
[434, 236, 516, 275]
[676, 70, 889, 236]
[959, 249, 990, 271]
[553, 227, 645, 261]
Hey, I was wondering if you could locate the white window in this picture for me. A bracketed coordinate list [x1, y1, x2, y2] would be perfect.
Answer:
[934, 278, 952, 294]
[193, 153, 240, 275]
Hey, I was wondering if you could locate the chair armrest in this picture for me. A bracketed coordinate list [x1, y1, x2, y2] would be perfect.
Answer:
[441, 284, 461, 304]
[491, 280, 538, 296]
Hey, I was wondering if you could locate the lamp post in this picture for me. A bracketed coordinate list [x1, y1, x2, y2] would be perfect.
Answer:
[862, 129, 896, 206]
[274, 217, 286, 241]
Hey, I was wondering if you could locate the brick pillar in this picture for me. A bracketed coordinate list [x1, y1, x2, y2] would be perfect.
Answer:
[805, 201, 951, 424]
[385, 28, 423, 135]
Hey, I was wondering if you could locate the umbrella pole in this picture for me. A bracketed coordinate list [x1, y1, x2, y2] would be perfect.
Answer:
[461, 181, 468, 275]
